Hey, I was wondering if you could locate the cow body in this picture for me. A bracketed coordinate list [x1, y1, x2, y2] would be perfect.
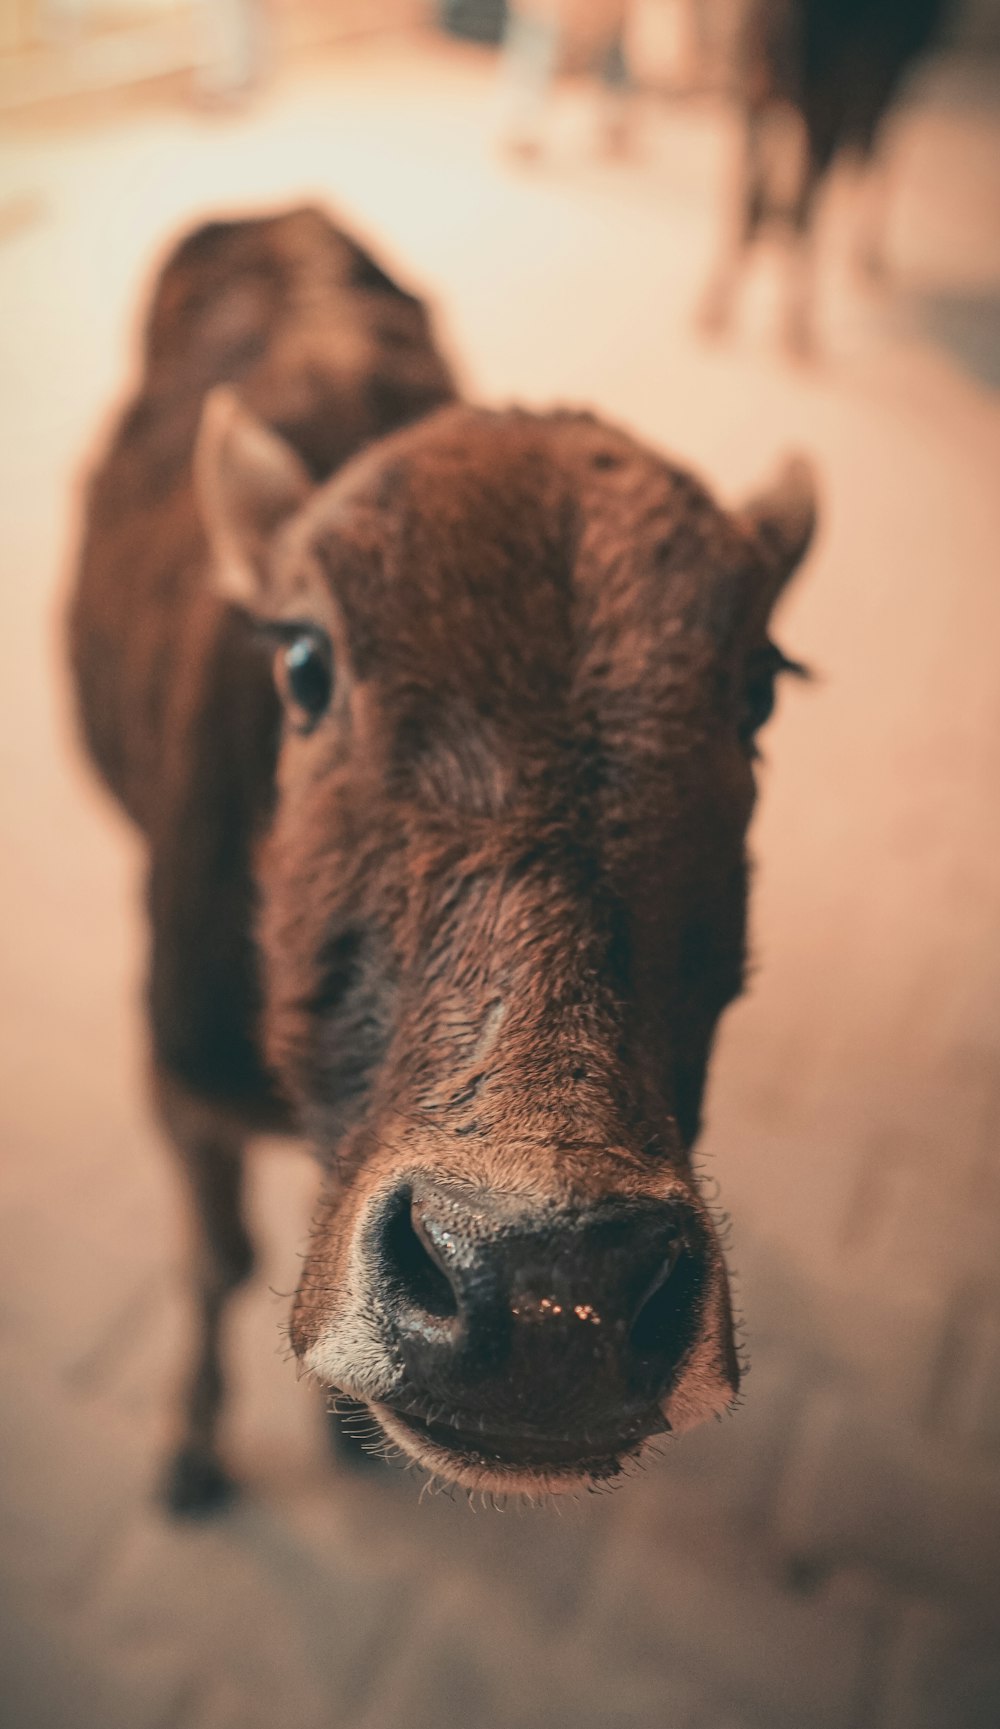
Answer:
[70, 207, 815, 1513]
[73, 210, 458, 1118]
[700, 0, 949, 354]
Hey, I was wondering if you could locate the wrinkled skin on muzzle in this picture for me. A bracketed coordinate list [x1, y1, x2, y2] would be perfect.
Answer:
[196, 397, 816, 1491]
[283, 867, 741, 1492]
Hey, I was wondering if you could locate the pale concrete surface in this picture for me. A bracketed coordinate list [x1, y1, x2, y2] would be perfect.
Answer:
[2, 31, 1000, 1729]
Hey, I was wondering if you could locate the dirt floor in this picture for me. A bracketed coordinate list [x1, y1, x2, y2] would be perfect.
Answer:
[1, 28, 999, 1729]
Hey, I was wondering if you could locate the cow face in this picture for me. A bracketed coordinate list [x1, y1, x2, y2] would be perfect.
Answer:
[196, 394, 816, 1492]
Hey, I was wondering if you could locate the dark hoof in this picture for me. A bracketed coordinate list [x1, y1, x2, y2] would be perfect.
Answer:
[326, 1399, 385, 1471]
[159, 1445, 239, 1518]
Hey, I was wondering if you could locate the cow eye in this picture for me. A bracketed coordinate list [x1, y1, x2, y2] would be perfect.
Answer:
[273, 627, 334, 732]
[739, 642, 808, 756]
[739, 656, 778, 753]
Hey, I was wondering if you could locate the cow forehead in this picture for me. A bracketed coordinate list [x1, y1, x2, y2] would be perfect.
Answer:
[284, 498, 737, 839]
[299, 407, 738, 705]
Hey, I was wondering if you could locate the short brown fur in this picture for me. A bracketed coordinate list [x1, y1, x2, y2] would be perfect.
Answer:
[69, 206, 815, 1512]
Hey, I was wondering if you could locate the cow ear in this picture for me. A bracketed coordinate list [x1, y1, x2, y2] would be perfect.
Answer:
[737, 455, 818, 610]
[195, 385, 313, 607]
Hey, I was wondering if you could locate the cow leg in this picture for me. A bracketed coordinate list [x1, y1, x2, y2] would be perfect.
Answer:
[851, 115, 894, 285]
[497, 8, 560, 161]
[781, 152, 822, 360]
[154, 1071, 256, 1518]
[698, 108, 767, 337]
[854, 159, 891, 283]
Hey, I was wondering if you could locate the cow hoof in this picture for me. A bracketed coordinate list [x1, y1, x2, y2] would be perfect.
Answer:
[326, 1399, 385, 1471]
[160, 1446, 240, 1518]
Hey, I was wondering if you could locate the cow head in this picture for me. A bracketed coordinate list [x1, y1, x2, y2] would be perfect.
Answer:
[196, 395, 816, 1492]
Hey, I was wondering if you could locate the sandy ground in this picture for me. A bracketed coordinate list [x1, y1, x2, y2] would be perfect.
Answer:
[1, 30, 999, 1729]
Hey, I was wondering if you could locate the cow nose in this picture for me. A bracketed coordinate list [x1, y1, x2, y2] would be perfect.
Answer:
[372, 1178, 706, 1433]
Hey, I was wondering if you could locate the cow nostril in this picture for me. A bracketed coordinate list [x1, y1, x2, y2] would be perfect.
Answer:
[629, 1241, 701, 1388]
[381, 1192, 459, 1321]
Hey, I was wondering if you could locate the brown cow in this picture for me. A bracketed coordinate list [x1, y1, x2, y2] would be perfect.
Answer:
[700, 0, 949, 355]
[69, 206, 816, 1514]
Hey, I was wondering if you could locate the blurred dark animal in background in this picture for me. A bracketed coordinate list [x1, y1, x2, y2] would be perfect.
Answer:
[700, 0, 950, 355]
[69, 205, 816, 1517]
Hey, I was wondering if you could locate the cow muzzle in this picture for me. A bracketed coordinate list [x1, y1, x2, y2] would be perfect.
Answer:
[298, 1175, 739, 1492]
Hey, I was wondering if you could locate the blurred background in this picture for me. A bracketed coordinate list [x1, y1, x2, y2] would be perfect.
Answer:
[2, 3, 1000, 1727]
